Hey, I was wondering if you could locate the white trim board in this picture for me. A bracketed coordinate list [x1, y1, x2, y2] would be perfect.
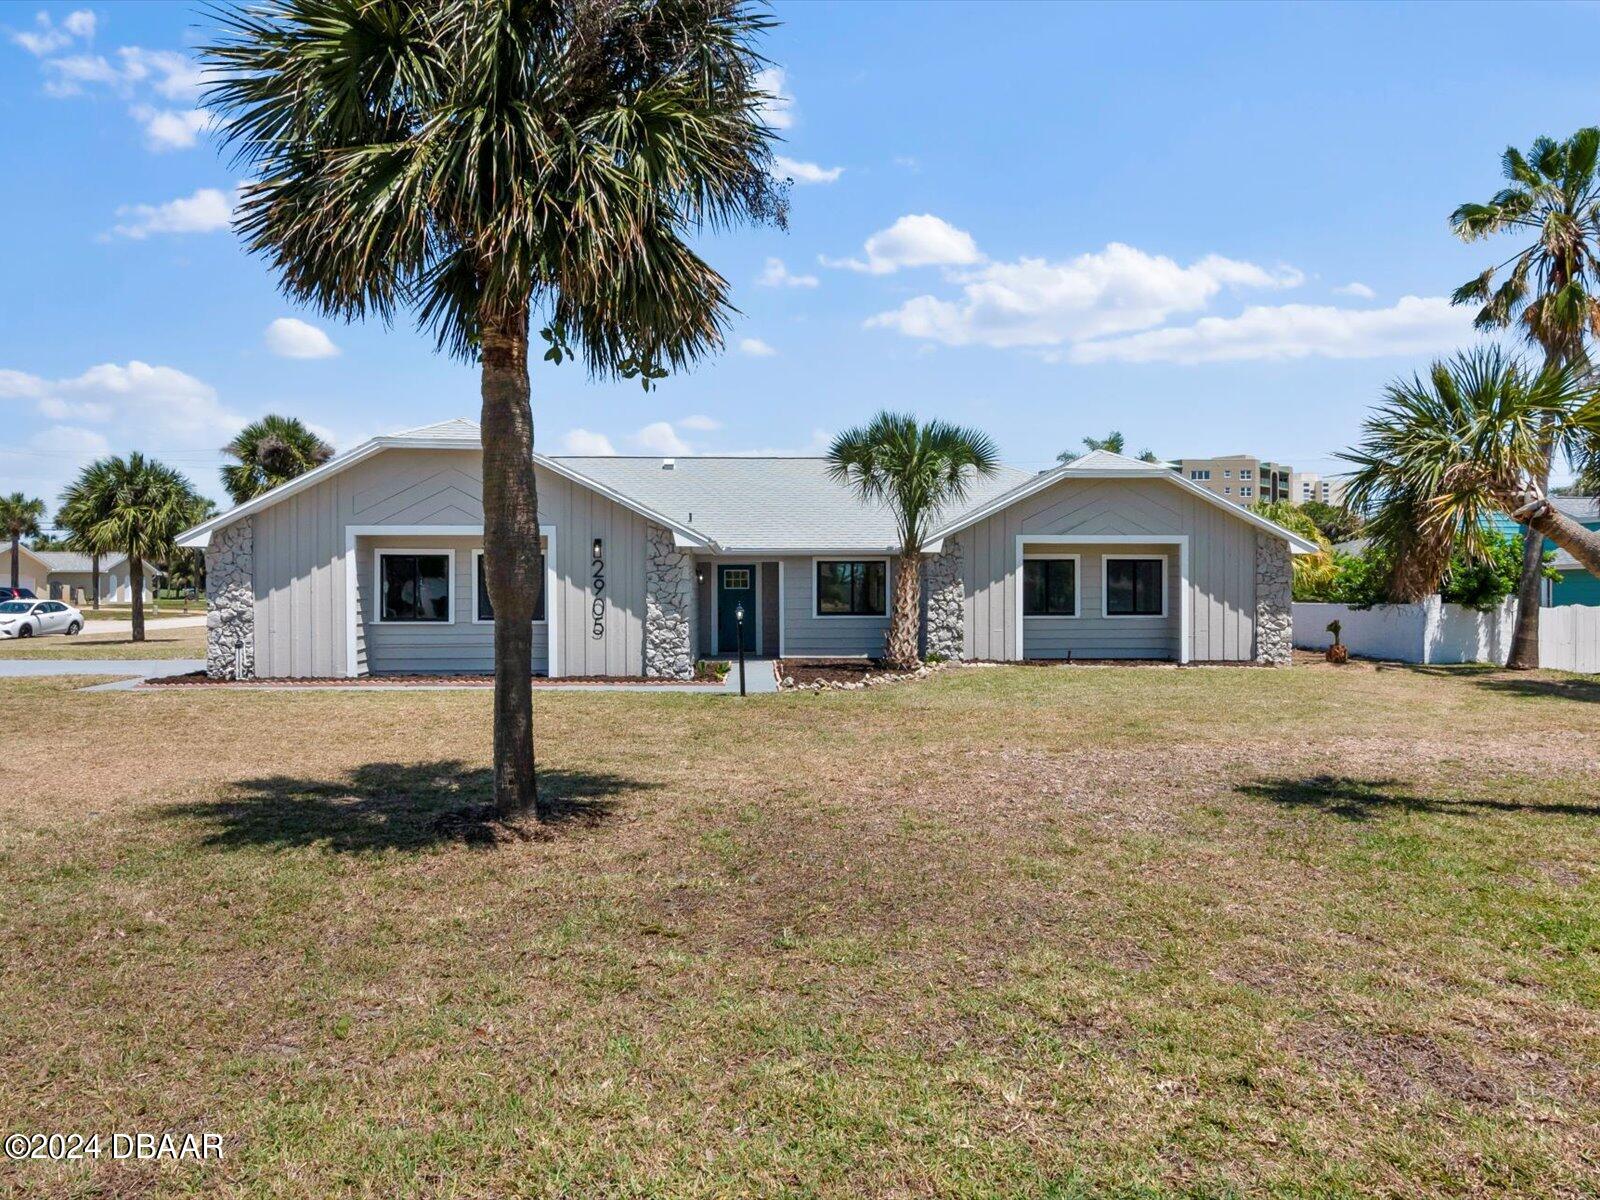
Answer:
[1014, 535, 1190, 664]
[1099, 553, 1169, 620]
[1020, 551, 1081, 619]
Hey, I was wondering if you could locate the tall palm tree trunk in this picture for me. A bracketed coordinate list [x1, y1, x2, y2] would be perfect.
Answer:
[129, 555, 145, 642]
[90, 552, 100, 610]
[886, 550, 922, 669]
[8, 535, 17, 589]
[480, 302, 542, 818]
[1522, 502, 1600, 575]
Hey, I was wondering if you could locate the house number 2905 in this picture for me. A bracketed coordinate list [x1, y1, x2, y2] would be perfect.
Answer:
[590, 544, 605, 639]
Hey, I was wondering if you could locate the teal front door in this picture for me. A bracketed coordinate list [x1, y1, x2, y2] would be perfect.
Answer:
[717, 564, 756, 654]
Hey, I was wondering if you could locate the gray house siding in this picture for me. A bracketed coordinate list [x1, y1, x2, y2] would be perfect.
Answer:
[1018, 543, 1180, 660]
[778, 555, 893, 657]
[959, 477, 1261, 662]
[247, 447, 648, 678]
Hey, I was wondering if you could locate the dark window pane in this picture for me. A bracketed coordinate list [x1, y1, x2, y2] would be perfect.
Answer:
[817, 560, 886, 616]
[1106, 558, 1163, 616]
[381, 554, 450, 622]
[477, 552, 545, 622]
[1024, 558, 1076, 616]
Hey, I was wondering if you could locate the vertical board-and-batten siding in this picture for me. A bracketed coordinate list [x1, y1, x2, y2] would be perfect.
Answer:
[249, 448, 647, 677]
[959, 476, 1260, 661]
[1019, 542, 1180, 659]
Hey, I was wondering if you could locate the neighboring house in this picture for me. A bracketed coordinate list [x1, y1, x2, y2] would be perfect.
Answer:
[31, 551, 159, 603]
[1485, 496, 1600, 607]
[1175, 455, 1293, 506]
[176, 419, 1318, 680]
[0, 544, 54, 595]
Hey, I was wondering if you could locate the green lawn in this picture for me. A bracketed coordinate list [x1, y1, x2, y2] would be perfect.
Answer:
[0, 623, 204, 659]
[1, 661, 1597, 1197]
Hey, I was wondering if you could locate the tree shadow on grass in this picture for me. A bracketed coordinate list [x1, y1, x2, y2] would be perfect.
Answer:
[158, 759, 652, 853]
[1386, 663, 1600, 705]
[1239, 774, 1600, 823]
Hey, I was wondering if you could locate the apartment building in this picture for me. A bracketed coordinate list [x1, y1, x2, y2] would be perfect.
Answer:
[1288, 471, 1347, 507]
[1175, 455, 1292, 506]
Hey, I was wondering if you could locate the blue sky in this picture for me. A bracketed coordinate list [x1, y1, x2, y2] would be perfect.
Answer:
[3, 0, 1596, 511]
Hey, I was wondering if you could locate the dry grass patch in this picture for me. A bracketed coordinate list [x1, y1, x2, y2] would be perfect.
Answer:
[1, 663, 1598, 1197]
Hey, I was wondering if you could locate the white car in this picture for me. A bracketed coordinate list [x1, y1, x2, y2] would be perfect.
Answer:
[0, 599, 84, 639]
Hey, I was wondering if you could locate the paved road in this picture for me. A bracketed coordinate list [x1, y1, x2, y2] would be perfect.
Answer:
[80, 614, 207, 636]
[0, 659, 204, 692]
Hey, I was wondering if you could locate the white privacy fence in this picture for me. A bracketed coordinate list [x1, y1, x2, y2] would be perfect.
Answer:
[1293, 598, 1600, 672]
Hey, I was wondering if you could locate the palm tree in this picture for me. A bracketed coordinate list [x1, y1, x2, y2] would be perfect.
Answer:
[205, 0, 785, 819]
[222, 415, 334, 504]
[1339, 348, 1600, 604]
[1, 493, 45, 590]
[1451, 127, 1600, 665]
[57, 455, 204, 642]
[828, 413, 1000, 669]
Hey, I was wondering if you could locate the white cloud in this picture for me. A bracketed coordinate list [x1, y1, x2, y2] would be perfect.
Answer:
[264, 318, 340, 360]
[116, 46, 206, 103]
[0, 360, 246, 448]
[825, 214, 982, 275]
[632, 421, 693, 456]
[1334, 281, 1377, 299]
[758, 257, 818, 289]
[738, 337, 777, 357]
[27, 424, 111, 460]
[559, 428, 617, 456]
[755, 66, 794, 130]
[131, 105, 212, 151]
[109, 187, 234, 239]
[773, 155, 842, 185]
[867, 242, 1304, 348]
[677, 414, 722, 432]
[11, 9, 95, 56]
[1070, 295, 1474, 365]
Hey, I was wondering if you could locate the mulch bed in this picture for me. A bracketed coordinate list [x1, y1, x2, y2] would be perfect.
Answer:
[776, 658, 896, 687]
[140, 671, 720, 689]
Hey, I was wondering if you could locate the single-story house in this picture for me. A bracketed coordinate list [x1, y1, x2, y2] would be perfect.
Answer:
[176, 418, 1318, 680]
[1, 546, 158, 603]
[33, 551, 159, 604]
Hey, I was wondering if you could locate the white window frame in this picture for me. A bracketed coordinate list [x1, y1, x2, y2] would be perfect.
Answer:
[1239, 468, 1252, 480]
[373, 547, 457, 625]
[1021, 552, 1081, 619]
[1101, 554, 1168, 620]
[472, 536, 551, 626]
[1223, 469, 1232, 478]
[811, 556, 891, 620]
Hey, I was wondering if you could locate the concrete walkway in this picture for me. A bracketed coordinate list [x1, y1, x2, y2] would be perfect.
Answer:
[726, 657, 780, 694]
[0, 658, 206, 692]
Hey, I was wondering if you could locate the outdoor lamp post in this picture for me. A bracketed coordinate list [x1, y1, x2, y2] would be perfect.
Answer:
[734, 602, 746, 697]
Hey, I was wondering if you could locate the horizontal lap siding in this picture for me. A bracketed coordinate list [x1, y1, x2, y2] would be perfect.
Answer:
[249, 448, 644, 678]
[1020, 544, 1179, 660]
[360, 536, 549, 674]
[962, 478, 1260, 662]
[779, 555, 891, 657]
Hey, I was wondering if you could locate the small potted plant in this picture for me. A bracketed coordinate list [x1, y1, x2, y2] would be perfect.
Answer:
[1325, 619, 1348, 664]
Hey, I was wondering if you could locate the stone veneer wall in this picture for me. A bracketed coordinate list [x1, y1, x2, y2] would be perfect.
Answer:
[924, 536, 966, 660]
[1254, 531, 1293, 666]
[644, 523, 694, 679]
[205, 519, 255, 680]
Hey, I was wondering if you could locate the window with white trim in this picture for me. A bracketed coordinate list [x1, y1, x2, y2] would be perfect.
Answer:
[815, 560, 886, 616]
[1239, 468, 1253, 480]
[1104, 557, 1165, 617]
[378, 552, 451, 622]
[1023, 558, 1077, 616]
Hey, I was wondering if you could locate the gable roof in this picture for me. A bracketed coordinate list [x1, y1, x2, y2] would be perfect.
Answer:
[177, 419, 1316, 555]
[177, 419, 718, 550]
[2, 543, 56, 574]
[927, 448, 1322, 553]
